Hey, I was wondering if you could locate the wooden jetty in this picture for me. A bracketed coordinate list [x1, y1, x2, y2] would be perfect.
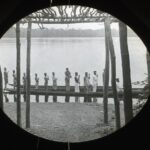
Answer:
[4, 85, 143, 99]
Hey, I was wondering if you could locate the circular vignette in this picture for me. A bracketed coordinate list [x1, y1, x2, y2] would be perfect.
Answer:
[0, 0, 150, 149]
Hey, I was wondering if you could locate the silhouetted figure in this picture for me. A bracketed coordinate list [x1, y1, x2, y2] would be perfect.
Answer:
[12, 70, 17, 88]
[4, 67, 8, 89]
[84, 72, 89, 102]
[44, 73, 49, 102]
[35, 73, 39, 103]
[74, 72, 80, 102]
[52, 72, 57, 102]
[92, 71, 98, 102]
[65, 68, 72, 102]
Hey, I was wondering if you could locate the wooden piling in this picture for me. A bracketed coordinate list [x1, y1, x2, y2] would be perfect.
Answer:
[45, 86, 49, 102]
[26, 20, 32, 128]
[16, 22, 21, 127]
[119, 21, 133, 124]
[4, 94, 9, 103]
[52, 86, 57, 103]
[36, 95, 39, 103]
[0, 66, 3, 110]
[105, 17, 121, 129]
[103, 19, 110, 124]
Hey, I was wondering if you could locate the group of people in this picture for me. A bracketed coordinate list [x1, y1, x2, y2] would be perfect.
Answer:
[3, 67, 122, 102]
[3, 68, 17, 89]
[3, 67, 98, 91]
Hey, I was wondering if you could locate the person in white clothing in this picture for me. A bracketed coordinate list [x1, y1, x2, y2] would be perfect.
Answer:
[74, 72, 80, 102]
[92, 71, 98, 102]
[52, 72, 57, 90]
[35, 73, 39, 89]
[44, 73, 49, 90]
[116, 78, 123, 101]
[52, 72, 57, 102]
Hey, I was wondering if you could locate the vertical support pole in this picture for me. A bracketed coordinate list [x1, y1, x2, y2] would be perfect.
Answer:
[119, 21, 133, 123]
[0, 66, 3, 110]
[16, 22, 21, 127]
[146, 51, 150, 92]
[105, 17, 121, 129]
[26, 20, 32, 128]
[45, 86, 48, 102]
[103, 20, 110, 124]
[36, 95, 39, 103]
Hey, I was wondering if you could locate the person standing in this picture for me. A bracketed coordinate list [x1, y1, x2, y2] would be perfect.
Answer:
[65, 68, 72, 91]
[52, 72, 57, 102]
[35, 73, 39, 103]
[84, 72, 89, 102]
[52, 72, 57, 90]
[87, 73, 92, 102]
[44, 73, 49, 89]
[12, 70, 17, 88]
[35, 73, 39, 89]
[92, 71, 98, 102]
[74, 72, 80, 102]
[116, 78, 123, 101]
[44, 73, 49, 102]
[4, 67, 8, 89]
[65, 68, 72, 102]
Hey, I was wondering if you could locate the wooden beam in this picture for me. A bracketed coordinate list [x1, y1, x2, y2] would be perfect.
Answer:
[26, 20, 32, 128]
[0, 66, 3, 110]
[4, 88, 143, 99]
[105, 17, 121, 129]
[16, 22, 21, 127]
[103, 20, 110, 124]
[20, 18, 118, 24]
[119, 21, 133, 123]
[26, 16, 114, 19]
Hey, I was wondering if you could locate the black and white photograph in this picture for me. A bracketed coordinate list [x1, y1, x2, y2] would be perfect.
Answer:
[0, 5, 149, 143]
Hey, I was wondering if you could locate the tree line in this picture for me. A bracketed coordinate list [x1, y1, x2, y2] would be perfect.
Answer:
[3, 27, 137, 38]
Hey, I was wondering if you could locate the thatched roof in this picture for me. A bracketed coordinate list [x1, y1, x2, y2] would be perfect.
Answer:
[20, 5, 118, 27]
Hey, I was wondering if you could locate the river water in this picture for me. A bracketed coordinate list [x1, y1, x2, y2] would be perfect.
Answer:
[0, 37, 147, 103]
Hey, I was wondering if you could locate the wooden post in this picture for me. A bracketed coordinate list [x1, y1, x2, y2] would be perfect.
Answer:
[26, 20, 32, 128]
[0, 66, 3, 110]
[36, 94, 39, 103]
[146, 51, 150, 92]
[52, 85, 57, 103]
[45, 86, 48, 102]
[4, 94, 9, 103]
[119, 21, 133, 123]
[103, 20, 110, 124]
[105, 17, 121, 129]
[16, 22, 21, 127]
